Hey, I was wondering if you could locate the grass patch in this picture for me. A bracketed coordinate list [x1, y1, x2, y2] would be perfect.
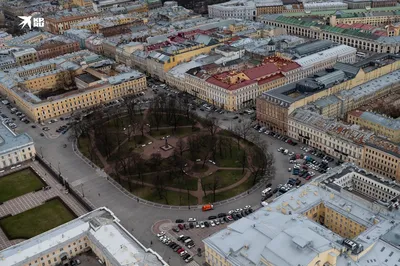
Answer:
[0, 198, 76, 239]
[202, 176, 253, 203]
[202, 170, 244, 188]
[78, 136, 104, 168]
[149, 127, 200, 138]
[214, 141, 245, 168]
[191, 164, 209, 173]
[126, 173, 198, 191]
[0, 168, 44, 203]
[117, 181, 198, 205]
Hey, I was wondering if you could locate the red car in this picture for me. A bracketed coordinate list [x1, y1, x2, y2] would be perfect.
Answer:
[178, 224, 184, 230]
[306, 175, 312, 180]
[177, 248, 184, 254]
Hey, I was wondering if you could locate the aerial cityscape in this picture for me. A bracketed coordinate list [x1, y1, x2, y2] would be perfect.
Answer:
[0, 0, 399, 265]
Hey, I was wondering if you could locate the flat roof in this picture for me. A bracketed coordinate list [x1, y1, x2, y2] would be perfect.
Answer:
[0, 122, 34, 155]
[76, 73, 101, 84]
[0, 208, 168, 266]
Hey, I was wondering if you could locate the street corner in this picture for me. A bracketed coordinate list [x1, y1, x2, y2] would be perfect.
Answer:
[151, 219, 173, 235]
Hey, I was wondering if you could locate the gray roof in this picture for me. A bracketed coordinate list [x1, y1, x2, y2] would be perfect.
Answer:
[359, 111, 400, 130]
[293, 40, 333, 56]
[0, 122, 34, 155]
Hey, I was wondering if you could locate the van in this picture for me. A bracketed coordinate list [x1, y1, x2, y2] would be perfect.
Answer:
[261, 188, 272, 196]
[202, 204, 213, 211]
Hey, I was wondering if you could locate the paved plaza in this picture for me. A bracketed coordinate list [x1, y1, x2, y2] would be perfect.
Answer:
[0, 162, 87, 250]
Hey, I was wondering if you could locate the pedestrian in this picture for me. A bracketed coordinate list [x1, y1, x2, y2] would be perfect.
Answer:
[137, 198, 139, 202]
[247, 191, 249, 195]
[98, 193, 100, 196]
[150, 241, 153, 245]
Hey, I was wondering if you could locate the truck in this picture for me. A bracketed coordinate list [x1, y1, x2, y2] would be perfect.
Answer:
[202, 204, 213, 211]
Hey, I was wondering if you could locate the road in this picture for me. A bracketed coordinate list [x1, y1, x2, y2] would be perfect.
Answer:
[1, 88, 325, 265]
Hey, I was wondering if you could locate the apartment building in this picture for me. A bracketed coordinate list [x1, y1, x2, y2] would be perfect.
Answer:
[348, 110, 400, 142]
[204, 163, 400, 266]
[208, 0, 257, 20]
[256, 54, 400, 134]
[44, 10, 98, 34]
[361, 137, 400, 180]
[36, 38, 80, 61]
[0, 51, 146, 122]
[329, 12, 400, 27]
[0, 207, 168, 266]
[0, 122, 35, 169]
[288, 108, 373, 163]
[259, 14, 400, 53]
[12, 48, 39, 66]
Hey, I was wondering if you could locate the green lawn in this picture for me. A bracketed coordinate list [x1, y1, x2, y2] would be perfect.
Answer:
[117, 181, 198, 205]
[78, 136, 104, 168]
[149, 127, 200, 138]
[191, 164, 209, 173]
[0, 198, 76, 239]
[203, 176, 253, 203]
[0, 168, 44, 203]
[126, 173, 198, 191]
[214, 142, 245, 168]
[202, 170, 244, 188]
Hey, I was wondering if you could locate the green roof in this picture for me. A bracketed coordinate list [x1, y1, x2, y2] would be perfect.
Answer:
[278, 6, 400, 17]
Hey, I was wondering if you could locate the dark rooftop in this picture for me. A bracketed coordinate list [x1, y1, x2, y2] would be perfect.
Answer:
[76, 73, 100, 84]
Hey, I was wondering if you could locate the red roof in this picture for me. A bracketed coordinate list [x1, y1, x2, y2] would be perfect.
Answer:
[258, 73, 285, 85]
[206, 76, 257, 91]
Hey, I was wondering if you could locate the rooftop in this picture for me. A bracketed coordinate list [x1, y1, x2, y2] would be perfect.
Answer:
[204, 163, 400, 266]
[0, 122, 34, 155]
[349, 110, 400, 131]
[0, 208, 168, 266]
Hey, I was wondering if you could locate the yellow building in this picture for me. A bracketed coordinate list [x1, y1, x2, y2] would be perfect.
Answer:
[361, 137, 400, 181]
[72, 0, 93, 7]
[12, 48, 38, 66]
[347, 110, 400, 143]
[0, 51, 147, 122]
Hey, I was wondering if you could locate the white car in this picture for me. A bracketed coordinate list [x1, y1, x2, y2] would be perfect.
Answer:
[214, 219, 220, 225]
[244, 205, 251, 209]
[148, 142, 153, 145]
[200, 222, 205, 228]
[210, 221, 215, 227]
[196, 159, 201, 162]
[141, 144, 146, 147]
[188, 218, 196, 222]
[157, 232, 165, 237]
[195, 222, 200, 228]
[180, 251, 187, 257]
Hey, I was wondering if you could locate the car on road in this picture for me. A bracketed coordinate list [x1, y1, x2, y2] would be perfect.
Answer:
[180, 251, 187, 257]
[157, 232, 165, 237]
[172, 226, 180, 232]
[208, 215, 217, 220]
[233, 116, 239, 119]
[187, 218, 196, 222]
[178, 224, 184, 230]
[210, 220, 215, 227]
[184, 224, 189, 230]
[204, 221, 210, 227]
[217, 213, 226, 218]
[185, 256, 193, 263]
[176, 219, 184, 223]
[40, 133, 45, 137]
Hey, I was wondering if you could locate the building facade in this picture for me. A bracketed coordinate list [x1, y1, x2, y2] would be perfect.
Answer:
[0, 208, 168, 266]
[361, 137, 400, 181]
[0, 122, 35, 169]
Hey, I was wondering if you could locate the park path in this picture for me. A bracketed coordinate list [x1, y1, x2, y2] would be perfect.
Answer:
[86, 113, 257, 205]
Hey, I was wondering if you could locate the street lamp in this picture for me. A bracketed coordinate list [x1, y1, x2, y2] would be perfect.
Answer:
[40, 146, 43, 158]
[81, 183, 84, 197]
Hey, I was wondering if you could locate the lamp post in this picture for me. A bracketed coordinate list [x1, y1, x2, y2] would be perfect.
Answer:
[81, 183, 84, 197]
[40, 146, 43, 158]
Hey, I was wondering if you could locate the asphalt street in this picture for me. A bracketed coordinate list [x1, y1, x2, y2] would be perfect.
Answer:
[3, 89, 320, 265]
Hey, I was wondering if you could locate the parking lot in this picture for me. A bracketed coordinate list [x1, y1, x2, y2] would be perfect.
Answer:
[152, 205, 255, 264]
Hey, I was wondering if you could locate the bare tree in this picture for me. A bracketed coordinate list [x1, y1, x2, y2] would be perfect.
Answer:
[233, 119, 253, 148]
[208, 175, 221, 203]
[205, 115, 219, 138]
[200, 177, 208, 198]
[176, 138, 187, 156]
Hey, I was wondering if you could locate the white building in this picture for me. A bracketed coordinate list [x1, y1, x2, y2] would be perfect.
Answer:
[294, 44, 357, 78]
[208, 0, 257, 21]
[0, 121, 35, 169]
[0, 207, 168, 266]
[304, 2, 348, 11]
